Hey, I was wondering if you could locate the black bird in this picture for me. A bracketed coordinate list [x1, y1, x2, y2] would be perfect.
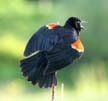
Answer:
[20, 17, 85, 88]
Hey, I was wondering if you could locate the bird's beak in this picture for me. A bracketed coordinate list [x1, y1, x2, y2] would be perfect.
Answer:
[80, 21, 87, 30]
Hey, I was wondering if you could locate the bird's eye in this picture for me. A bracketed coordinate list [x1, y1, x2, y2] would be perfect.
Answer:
[75, 21, 80, 30]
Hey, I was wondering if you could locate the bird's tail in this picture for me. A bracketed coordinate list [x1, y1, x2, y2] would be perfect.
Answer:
[20, 52, 57, 88]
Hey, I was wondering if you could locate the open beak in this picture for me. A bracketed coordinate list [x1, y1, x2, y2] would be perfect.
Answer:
[80, 21, 87, 30]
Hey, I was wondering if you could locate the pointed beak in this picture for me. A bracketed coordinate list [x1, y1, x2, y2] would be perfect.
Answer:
[80, 20, 87, 30]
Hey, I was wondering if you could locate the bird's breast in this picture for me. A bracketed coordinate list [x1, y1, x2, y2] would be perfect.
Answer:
[71, 38, 84, 53]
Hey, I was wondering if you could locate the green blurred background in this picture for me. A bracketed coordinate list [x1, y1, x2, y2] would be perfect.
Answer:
[0, 0, 108, 101]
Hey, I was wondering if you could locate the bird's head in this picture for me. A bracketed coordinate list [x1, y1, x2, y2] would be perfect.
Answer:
[64, 17, 86, 33]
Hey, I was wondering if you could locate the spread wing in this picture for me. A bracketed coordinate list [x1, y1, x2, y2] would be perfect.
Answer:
[44, 45, 81, 74]
[24, 26, 60, 56]
[24, 26, 78, 57]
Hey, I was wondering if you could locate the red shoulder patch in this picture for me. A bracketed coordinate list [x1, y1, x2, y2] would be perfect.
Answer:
[71, 38, 84, 52]
[46, 23, 59, 29]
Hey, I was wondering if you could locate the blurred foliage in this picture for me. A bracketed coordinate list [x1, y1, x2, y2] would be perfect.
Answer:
[0, 0, 108, 100]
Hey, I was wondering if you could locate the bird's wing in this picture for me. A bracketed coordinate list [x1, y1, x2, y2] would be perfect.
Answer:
[44, 45, 81, 75]
[24, 25, 60, 56]
[42, 28, 81, 74]
[24, 25, 78, 57]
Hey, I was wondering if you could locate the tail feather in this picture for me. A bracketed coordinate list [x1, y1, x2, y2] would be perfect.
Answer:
[38, 73, 57, 88]
[20, 52, 57, 88]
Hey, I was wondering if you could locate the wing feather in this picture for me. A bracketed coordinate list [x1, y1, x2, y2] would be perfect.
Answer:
[24, 26, 78, 57]
[24, 26, 59, 56]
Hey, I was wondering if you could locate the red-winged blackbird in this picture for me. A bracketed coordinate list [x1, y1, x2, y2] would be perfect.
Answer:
[20, 17, 85, 88]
